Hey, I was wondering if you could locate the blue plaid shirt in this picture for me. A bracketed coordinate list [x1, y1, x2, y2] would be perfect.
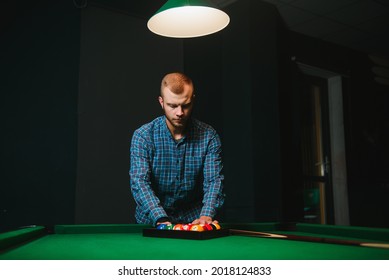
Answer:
[130, 116, 225, 225]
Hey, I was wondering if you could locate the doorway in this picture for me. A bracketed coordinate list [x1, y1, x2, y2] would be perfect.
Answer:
[301, 75, 333, 224]
[298, 63, 350, 225]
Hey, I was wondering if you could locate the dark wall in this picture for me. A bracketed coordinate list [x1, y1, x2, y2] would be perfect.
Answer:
[184, 0, 283, 222]
[0, 1, 80, 231]
[248, 1, 283, 222]
[75, 4, 184, 224]
[343, 55, 389, 228]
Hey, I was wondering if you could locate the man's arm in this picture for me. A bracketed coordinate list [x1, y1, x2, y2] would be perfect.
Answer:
[198, 132, 225, 222]
[130, 130, 168, 225]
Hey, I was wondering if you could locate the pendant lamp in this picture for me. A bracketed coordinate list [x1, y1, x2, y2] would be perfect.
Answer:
[147, 0, 230, 38]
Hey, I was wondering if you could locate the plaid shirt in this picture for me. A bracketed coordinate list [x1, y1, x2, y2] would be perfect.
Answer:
[130, 116, 225, 225]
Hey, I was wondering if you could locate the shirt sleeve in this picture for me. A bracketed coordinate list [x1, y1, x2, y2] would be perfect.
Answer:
[200, 132, 225, 218]
[130, 130, 167, 224]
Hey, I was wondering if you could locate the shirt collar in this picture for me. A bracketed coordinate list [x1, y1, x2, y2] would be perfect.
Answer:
[161, 115, 193, 142]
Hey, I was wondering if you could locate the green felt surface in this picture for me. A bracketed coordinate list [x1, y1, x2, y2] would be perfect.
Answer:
[1, 224, 389, 260]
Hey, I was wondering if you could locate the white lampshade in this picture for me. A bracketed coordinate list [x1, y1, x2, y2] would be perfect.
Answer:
[147, 0, 230, 38]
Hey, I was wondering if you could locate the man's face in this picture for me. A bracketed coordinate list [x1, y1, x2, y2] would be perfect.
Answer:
[158, 84, 194, 131]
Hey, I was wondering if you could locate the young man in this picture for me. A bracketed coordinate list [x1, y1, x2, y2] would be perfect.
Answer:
[130, 72, 225, 226]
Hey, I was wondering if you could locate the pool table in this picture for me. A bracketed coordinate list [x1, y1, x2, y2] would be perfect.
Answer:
[1, 223, 389, 260]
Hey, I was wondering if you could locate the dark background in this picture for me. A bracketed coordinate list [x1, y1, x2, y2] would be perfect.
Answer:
[1, 0, 388, 231]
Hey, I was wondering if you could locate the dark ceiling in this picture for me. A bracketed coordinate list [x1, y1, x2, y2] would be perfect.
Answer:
[258, 0, 389, 60]
[88, 0, 166, 19]
[3, 0, 388, 61]
[91, 0, 389, 61]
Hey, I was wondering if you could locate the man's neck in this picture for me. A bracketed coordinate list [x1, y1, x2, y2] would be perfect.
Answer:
[170, 127, 185, 140]
[165, 120, 186, 140]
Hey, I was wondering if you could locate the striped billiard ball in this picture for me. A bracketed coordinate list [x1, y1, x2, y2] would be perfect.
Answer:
[211, 222, 221, 230]
[189, 225, 204, 232]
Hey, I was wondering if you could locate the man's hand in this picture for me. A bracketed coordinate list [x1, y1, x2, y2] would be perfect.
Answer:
[191, 216, 218, 225]
[155, 217, 172, 226]
[156, 221, 172, 225]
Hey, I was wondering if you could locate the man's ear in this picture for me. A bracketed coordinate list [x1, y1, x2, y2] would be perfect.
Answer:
[158, 96, 164, 109]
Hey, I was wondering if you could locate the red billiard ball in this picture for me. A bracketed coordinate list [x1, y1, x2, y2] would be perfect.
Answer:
[203, 224, 213, 231]
[181, 224, 191, 231]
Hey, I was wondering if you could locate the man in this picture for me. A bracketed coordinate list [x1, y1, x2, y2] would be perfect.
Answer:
[130, 72, 225, 226]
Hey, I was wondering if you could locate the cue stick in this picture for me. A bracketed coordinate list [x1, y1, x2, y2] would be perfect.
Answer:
[229, 229, 389, 250]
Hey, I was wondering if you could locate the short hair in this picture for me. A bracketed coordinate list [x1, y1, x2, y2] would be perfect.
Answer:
[160, 72, 193, 96]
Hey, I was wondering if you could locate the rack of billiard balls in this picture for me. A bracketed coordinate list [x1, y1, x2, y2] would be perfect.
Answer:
[143, 222, 227, 240]
[156, 223, 221, 231]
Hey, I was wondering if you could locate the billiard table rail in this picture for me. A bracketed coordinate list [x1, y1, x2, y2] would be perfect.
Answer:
[0, 225, 46, 252]
[229, 228, 389, 249]
[223, 222, 389, 243]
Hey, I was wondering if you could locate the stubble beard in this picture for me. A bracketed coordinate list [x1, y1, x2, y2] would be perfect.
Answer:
[169, 117, 186, 129]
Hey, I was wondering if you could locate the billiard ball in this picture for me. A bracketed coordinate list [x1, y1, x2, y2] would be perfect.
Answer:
[173, 224, 184, 230]
[181, 224, 191, 231]
[209, 223, 217, 230]
[189, 225, 204, 232]
[203, 224, 213, 231]
[156, 224, 167, 230]
[211, 222, 221, 230]
[165, 224, 174, 230]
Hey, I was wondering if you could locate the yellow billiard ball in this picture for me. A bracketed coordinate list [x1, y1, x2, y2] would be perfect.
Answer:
[211, 222, 221, 230]
[189, 225, 204, 232]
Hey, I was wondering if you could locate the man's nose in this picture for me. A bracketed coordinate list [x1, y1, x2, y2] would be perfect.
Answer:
[176, 106, 184, 116]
